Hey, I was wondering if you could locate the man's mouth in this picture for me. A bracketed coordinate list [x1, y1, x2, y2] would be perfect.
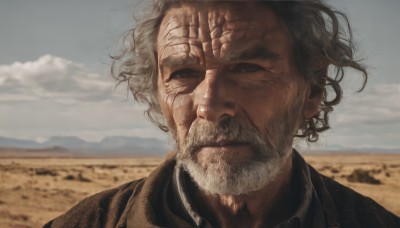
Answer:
[201, 141, 249, 148]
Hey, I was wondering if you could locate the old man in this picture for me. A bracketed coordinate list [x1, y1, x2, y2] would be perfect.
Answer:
[45, 0, 400, 227]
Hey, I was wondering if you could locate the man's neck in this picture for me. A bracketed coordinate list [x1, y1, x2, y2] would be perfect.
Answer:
[189, 153, 296, 228]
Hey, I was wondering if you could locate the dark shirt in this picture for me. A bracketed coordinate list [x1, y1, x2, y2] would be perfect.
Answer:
[171, 151, 327, 227]
[44, 151, 400, 228]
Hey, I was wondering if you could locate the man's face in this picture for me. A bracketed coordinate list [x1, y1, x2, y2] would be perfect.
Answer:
[156, 3, 314, 194]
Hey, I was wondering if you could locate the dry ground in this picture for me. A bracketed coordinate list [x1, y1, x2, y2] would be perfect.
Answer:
[0, 152, 399, 227]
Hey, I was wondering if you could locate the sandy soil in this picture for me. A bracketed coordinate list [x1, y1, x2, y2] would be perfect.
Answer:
[0, 152, 399, 227]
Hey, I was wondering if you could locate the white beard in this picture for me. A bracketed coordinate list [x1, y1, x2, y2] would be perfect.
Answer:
[175, 107, 301, 196]
[178, 150, 290, 196]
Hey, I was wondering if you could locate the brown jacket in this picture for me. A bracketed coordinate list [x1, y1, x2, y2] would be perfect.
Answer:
[44, 155, 400, 228]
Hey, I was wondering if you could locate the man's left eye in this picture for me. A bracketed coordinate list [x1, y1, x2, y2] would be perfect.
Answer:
[233, 64, 265, 73]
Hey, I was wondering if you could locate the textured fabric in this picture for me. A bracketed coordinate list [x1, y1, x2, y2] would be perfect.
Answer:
[44, 152, 400, 228]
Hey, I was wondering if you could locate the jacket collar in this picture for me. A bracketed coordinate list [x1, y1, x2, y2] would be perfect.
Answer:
[172, 150, 329, 227]
[125, 150, 338, 227]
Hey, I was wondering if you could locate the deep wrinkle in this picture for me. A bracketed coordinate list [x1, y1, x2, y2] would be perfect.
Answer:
[156, 3, 315, 226]
[157, 3, 303, 144]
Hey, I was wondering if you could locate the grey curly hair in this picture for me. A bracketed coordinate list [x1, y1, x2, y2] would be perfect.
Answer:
[111, 0, 367, 142]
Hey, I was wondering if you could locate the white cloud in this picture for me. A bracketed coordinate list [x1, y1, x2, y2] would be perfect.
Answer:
[0, 55, 113, 104]
[315, 83, 400, 149]
[0, 55, 164, 142]
[335, 84, 400, 127]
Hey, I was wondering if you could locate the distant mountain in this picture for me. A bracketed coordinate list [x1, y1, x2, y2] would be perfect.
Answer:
[0, 136, 170, 155]
[43, 136, 95, 149]
[1, 136, 398, 155]
[0, 136, 41, 149]
[99, 136, 167, 154]
[303, 145, 400, 154]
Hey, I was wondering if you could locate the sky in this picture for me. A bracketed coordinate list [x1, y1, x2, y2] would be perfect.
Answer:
[0, 0, 399, 151]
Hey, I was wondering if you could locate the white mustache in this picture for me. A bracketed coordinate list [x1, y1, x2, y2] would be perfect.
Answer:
[182, 119, 274, 158]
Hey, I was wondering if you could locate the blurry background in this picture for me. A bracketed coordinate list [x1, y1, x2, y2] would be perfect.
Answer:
[0, 0, 399, 154]
[1, 1, 399, 227]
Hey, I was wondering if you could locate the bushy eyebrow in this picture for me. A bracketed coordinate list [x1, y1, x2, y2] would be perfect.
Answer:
[227, 46, 280, 62]
[160, 55, 200, 69]
[159, 46, 279, 69]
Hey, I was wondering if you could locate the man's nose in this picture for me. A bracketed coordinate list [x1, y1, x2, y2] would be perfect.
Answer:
[196, 72, 236, 122]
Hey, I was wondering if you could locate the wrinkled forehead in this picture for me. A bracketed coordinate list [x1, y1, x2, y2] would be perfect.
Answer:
[157, 2, 292, 64]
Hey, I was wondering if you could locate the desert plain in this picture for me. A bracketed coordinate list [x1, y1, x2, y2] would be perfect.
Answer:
[0, 149, 399, 228]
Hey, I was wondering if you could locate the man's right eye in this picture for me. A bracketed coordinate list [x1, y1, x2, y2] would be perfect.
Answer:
[170, 69, 199, 79]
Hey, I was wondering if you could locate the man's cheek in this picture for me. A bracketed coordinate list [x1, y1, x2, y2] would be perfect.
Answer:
[171, 95, 195, 140]
[157, 87, 176, 132]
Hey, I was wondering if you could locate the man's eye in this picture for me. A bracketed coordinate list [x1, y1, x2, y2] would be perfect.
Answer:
[170, 69, 199, 79]
[233, 64, 265, 73]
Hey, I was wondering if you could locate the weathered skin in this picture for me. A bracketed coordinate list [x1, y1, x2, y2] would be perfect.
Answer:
[156, 2, 321, 227]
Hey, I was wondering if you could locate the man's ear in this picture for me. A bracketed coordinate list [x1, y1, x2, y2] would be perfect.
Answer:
[302, 84, 324, 120]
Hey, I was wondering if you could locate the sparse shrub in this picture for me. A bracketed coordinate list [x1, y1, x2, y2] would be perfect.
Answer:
[99, 164, 118, 169]
[319, 165, 331, 172]
[330, 167, 340, 173]
[63, 173, 91, 182]
[35, 168, 58, 176]
[12, 185, 22, 191]
[21, 194, 29, 200]
[346, 169, 381, 185]
[77, 172, 91, 182]
[63, 174, 75, 180]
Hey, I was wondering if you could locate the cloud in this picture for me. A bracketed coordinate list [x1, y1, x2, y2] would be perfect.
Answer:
[0, 55, 165, 142]
[0, 55, 113, 104]
[313, 83, 400, 149]
[334, 84, 400, 127]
